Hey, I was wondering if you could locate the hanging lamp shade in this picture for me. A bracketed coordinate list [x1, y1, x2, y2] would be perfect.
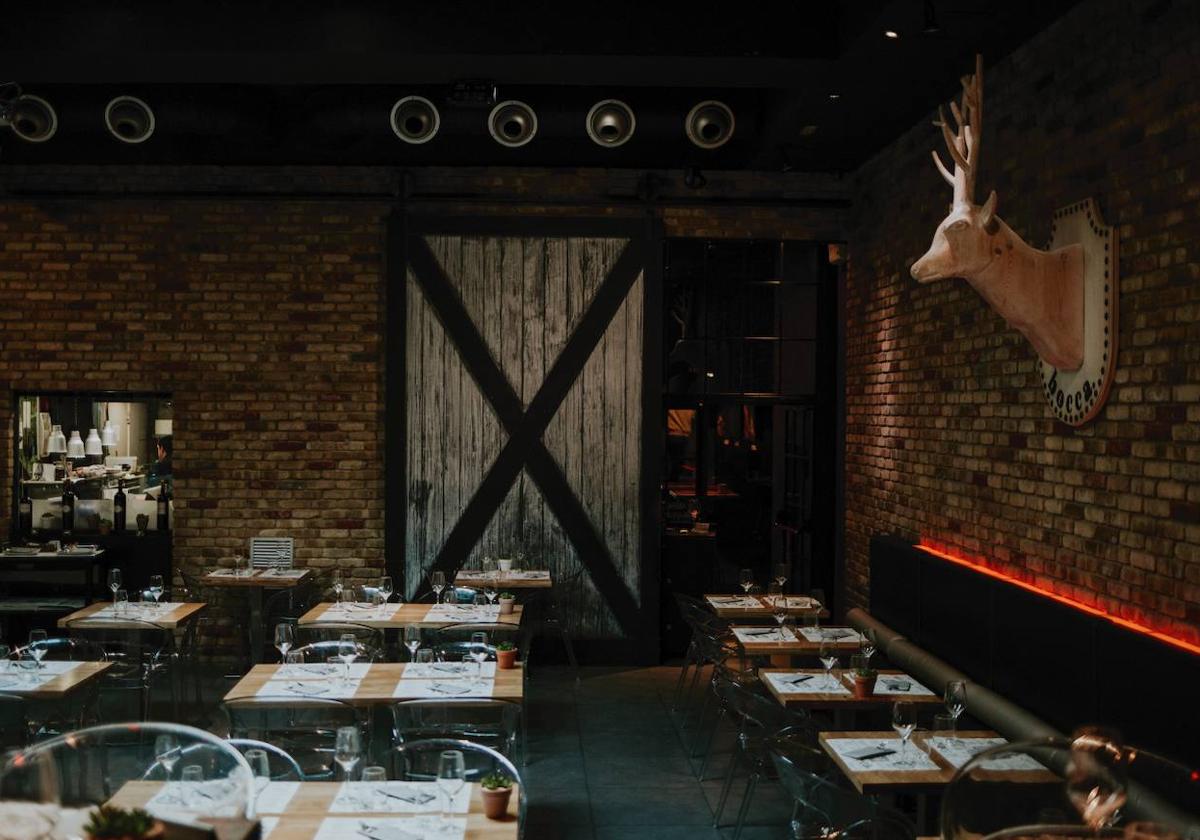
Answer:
[154, 419, 173, 437]
[85, 428, 103, 456]
[101, 420, 118, 447]
[67, 430, 86, 459]
[47, 425, 67, 455]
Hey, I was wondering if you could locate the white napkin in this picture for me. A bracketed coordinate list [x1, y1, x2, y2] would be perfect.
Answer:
[88, 602, 178, 620]
[207, 569, 258, 578]
[705, 595, 762, 608]
[402, 662, 496, 679]
[314, 816, 466, 840]
[828, 738, 940, 772]
[425, 604, 501, 622]
[871, 675, 935, 696]
[253, 781, 301, 814]
[795, 627, 864, 644]
[393, 679, 494, 699]
[764, 671, 849, 695]
[319, 603, 402, 622]
[330, 782, 469, 814]
[258, 672, 366, 699]
[926, 737, 1047, 771]
[144, 780, 246, 820]
[503, 570, 549, 580]
[732, 626, 794, 643]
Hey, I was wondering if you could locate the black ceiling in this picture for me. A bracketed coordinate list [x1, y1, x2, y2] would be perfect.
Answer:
[1, 0, 1083, 171]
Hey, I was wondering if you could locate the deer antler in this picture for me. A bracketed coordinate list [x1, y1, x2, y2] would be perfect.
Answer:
[931, 54, 983, 205]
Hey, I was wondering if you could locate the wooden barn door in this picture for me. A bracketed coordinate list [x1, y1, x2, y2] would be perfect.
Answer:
[395, 216, 658, 645]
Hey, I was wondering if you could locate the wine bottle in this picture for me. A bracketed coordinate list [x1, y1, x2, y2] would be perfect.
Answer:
[156, 481, 170, 531]
[113, 481, 127, 532]
[61, 479, 75, 534]
[18, 485, 32, 534]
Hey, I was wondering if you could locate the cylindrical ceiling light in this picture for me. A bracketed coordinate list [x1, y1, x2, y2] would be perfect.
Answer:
[85, 428, 103, 456]
[389, 95, 440, 144]
[684, 100, 735, 149]
[101, 419, 118, 447]
[487, 100, 537, 148]
[585, 99, 636, 148]
[4, 94, 58, 143]
[104, 95, 156, 143]
[47, 425, 67, 455]
[67, 430, 86, 459]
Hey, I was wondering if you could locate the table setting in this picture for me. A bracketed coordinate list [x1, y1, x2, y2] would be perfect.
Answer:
[257, 662, 371, 699]
[705, 595, 763, 609]
[864, 674, 935, 696]
[329, 781, 469, 814]
[763, 670, 849, 695]
[795, 626, 864, 644]
[313, 815, 467, 840]
[826, 736, 941, 772]
[424, 603, 501, 623]
[732, 625, 795, 643]
[143, 778, 248, 821]
[402, 661, 497, 679]
[253, 780, 302, 814]
[392, 678, 495, 699]
[319, 602, 405, 622]
[0, 659, 81, 691]
[924, 736, 1047, 771]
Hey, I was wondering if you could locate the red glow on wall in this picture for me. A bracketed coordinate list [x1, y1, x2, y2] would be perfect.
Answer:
[916, 541, 1200, 657]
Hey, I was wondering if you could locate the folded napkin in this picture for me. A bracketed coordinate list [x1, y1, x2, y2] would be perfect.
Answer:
[764, 671, 849, 695]
[795, 627, 864, 644]
[828, 738, 940, 772]
[314, 816, 466, 840]
[871, 675, 935, 696]
[925, 737, 1046, 771]
[732, 626, 794, 643]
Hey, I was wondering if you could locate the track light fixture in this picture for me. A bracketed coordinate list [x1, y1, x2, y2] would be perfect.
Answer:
[684, 100, 735, 150]
[389, 95, 440, 144]
[487, 99, 537, 147]
[0, 87, 58, 143]
[585, 99, 636, 148]
[104, 95, 155, 144]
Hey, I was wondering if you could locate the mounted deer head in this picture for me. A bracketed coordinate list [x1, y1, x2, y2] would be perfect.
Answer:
[911, 55, 1084, 371]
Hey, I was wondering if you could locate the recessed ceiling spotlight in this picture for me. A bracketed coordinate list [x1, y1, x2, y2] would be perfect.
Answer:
[884, 29, 900, 39]
[828, 93, 841, 101]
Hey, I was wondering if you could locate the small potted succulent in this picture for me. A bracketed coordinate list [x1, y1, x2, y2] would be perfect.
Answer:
[851, 665, 876, 699]
[84, 805, 164, 840]
[497, 592, 516, 615]
[480, 771, 514, 819]
[495, 641, 518, 670]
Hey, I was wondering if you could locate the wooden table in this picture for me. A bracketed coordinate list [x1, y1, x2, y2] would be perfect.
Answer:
[204, 569, 312, 664]
[57, 601, 206, 630]
[224, 662, 525, 706]
[705, 594, 828, 620]
[0, 660, 111, 699]
[298, 602, 524, 630]
[762, 669, 943, 711]
[454, 570, 552, 590]
[109, 780, 519, 839]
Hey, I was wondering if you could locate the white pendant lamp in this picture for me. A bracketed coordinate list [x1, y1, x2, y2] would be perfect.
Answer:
[101, 419, 118, 447]
[47, 425, 67, 455]
[67, 430, 86, 459]
[85, 428, 103, 456]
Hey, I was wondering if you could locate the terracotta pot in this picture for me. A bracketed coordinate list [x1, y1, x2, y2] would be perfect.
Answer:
[496, 648, 518, 670]
[88, 821, 165, 840]
[481, 786, 512, 820]
[498, 597, 515, 615]
[852, 674, 875, 699]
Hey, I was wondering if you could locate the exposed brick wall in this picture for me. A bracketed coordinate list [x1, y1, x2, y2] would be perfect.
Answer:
[845, 0, 1200, 644]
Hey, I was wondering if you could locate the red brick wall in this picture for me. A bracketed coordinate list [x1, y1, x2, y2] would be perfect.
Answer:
[845, 0, 1200, 644]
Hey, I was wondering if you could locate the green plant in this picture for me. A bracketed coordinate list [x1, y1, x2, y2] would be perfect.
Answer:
[84, 805, 158, 838]
[496, 641, 516, 651]
[498, 592, 515, 600]
[481, 771, 513, 790]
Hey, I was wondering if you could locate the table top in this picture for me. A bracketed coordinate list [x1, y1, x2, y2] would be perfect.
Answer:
[705, 594, 828, 619]
[819, 730, 1058, 794]
[453, 570, 552, 590]
[109, 780, 519, 840]
[0, 660, 112, 699]
[1, 547, 105, 559]
[761, 669, 943, 709]
[224, 662, 525, 706]
[58, 601, 206, 630]
[731, 625, 865, 656]
[204, 569, 311, 588]
[298, 602, 524, 629]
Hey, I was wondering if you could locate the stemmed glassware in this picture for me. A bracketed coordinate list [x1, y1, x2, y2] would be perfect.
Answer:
[378, 576, 393, 603]
[338, 634, 358, 685]
[482, 558, 498, 604]
[155, 733, 181, 778]
[772, 563, 788, 590]
[470, 632, 489, 677]
[436, 750, 466, 820]
[244, 748, 270, 789]
[944, 680, 967, 733]
[28, 630, 48, 670]
[739, 568, 754, 594]
[148, 574, 164, 605]
[332, 570, 344, 600]
[404, 624, 421, 661]
[818, 639, 839, 690]
[274, 623, 294, 662]
[892, 701, 917, 766]
[181, 765, 204, 807]
[431, 571, 446, 603]
[860, 627, 877, 666]
[108, 568, 122, 607]
[334, 726, 361, 781]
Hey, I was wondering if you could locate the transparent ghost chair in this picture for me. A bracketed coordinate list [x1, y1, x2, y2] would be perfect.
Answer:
[941, 728, 1200, 840]
[0, 722, 253, 836]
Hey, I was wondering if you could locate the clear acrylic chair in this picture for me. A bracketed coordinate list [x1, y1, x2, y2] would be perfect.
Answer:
[227, 738, 307, 781]
[293, 622, 385, 656]
[222, 695, 371, 780]
[12, 636, 105, 737]
[64, 617, 179, 722]
[391, 737, 525, 838]
[0, 721, 253, 830]
[391, 698, 522, 761]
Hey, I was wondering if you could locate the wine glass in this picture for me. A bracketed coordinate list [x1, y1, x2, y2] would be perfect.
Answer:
[470, 632, 490, 677]
[415, 648, 435, 664]
[284, 650, 305, 665]
[404, 624, 421, 661]
[115, 589, 128, 615]
[772, 563, 788, 590]
[892, 701, 917, 766]
[244, 748, 270, 786]
[274, 623, 294, 661]
[108, 567, 122, 606]
[28, 629, 48, 670]
[334, 726, 361, 781]
[860, 627, 877, 666]
[332, 570, 344, 600]
[482, 558, 498, 603]
[338, 634, 358, 684]
[431, 571, 446, 603]
[738, 568, 754, 594]
[148, 574, 164, 605]
[818, 639, 839, 690]
[155, 733, 181, 778]
[436, 750, 466, 819]
[181, 764, 204, 807]
[378, 576, 393, 603]
[944, 680, 967, 729]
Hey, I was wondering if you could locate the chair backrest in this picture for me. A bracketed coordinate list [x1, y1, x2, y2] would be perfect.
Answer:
[290, 638, 381, 663]
[14, 635, 106, 662]
[250, 537, 294, 570]
[226, 738, 307, 781]
[390, 737, 524, 833]
[390, 699, 522, 758]
[716, 676, 809, 738]
[431, 623, 522, 644]
[222, 696, 370, 772]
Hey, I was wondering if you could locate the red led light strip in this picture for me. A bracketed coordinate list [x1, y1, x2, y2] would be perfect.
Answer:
[917, 542, 1200, 657]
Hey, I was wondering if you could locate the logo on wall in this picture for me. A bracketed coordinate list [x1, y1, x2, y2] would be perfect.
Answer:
[910, 55, 1119, 426]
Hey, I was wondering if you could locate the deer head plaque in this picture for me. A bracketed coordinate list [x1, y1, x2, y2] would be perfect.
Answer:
[911, 56, 1118, 426]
